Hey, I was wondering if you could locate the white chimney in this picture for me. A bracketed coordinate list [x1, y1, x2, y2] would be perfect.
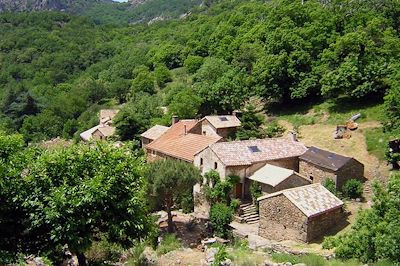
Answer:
[172, 115, 179, 125]
[288, 130, 298, 142]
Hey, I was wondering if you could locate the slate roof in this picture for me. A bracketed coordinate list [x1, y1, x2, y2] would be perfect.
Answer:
[141, 125, 170, 141]
[248, 164, 309, 187]
[258, 183, 343, 218]
[203, 115, 241, 129]
[80, 125, 101, 141]
[95, 126, 116, 137]
[299, 146, 352, 171]
[146, 120, 221, 162]
[206, 138, 308, 166]
[80, 125, 116, 141]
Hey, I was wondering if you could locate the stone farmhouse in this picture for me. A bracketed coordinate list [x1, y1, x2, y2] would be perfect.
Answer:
[258, 183, 344, 242]
[144, 119, 222, 163]
[299, 146, 365, 190]
[199, 115, 241, 139]
[80, 109, 118, 142]
[193, 137, 308, 199]
[248, 164, 311, 195]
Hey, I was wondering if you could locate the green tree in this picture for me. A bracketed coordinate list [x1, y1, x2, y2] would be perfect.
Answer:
[209, 203, 233, 238]
[21, 110, 64, 143]
[184, 55, 204, 74]
[168, 87, 202, 118]
[235, 104, 265, 140]
[324, 173, 400, 263]
[22, 142, 152, 264]
[154, 64, 172, 88]
[146, 159, 201, 233]
[131, 68, 156, 95]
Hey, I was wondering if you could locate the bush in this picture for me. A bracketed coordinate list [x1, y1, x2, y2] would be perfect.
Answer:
[184, 55, 204, 74]
[156, 234, 182, 255]
[230, 198, 241, 213]
[212, 245, 230, 266]
[209, 203, 233, 238]
[250, 181, 262, 204]
[323, 178, 337, 195]
[85, 237, 124, 264]
[342, 179, 363, 199]
[264, 121, 285, 138]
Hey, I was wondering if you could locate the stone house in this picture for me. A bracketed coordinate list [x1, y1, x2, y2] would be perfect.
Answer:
[193, 137, 308, 199]
[80, 109, 119, 142]
[299, 146, 365, 190]
[258, 183, 344, 242]
[140, 125, 169, 146]
[248, 164, 311, 195]
[144, 119, 221, 163]
[199, 115, 241, 139]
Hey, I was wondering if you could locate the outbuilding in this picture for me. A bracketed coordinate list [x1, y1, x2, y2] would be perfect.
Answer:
[258, 184, 344, 242]
[299, 146, 364, 190]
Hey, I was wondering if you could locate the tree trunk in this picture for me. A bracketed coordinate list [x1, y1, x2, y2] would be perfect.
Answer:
[76, 252, 87, 266]
[166, 195, 174, 233]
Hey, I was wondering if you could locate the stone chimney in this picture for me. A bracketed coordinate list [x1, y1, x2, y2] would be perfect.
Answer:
[288, 130, 298, 142]
[172, 115, 179, 125]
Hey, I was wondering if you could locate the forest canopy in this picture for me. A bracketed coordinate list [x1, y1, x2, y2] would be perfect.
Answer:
[0, 0, 399, 142]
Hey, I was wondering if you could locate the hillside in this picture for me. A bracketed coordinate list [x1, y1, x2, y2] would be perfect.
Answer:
[0, 0, 113, 12]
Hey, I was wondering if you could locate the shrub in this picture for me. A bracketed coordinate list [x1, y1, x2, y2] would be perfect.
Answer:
[230, 198, 241, 213]
[86, 236, 124, 264]
[209, 203, 233, 238]
[264, 121, 285, 138]
[323, 178, 337, 195]
[156, 234, 182, 255]
[212, 245, 230, 266]
[342, 179, 363, 199]
[250, 181, 262, 204]
[184, 55, 204, 74]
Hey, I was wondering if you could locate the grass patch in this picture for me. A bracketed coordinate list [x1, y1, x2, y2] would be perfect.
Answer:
[271, 253, 360, 266]
[365, 128, 391, 161]
[272, 97, 384, 127]
[156, 233, 182, 255]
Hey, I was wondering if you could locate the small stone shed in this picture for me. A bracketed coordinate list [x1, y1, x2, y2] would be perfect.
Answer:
[199, 115, 241, 139]
[258, 184, 344, 242]
[299, 146, 364, 190]
[140, 125, 169, 146]
[248, 164, 311, 195]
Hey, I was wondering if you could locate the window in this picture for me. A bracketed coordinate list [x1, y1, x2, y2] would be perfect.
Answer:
[202, 131, 206, 135]
[310, 175, 314, 181]
[219, 116, 228, 121]
[214, 162, 218, 169]
[200, 158, 203, 166]
[248, 146, 261, 153]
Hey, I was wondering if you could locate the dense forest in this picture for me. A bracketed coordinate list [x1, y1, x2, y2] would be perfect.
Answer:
[0, 0, 399, 144]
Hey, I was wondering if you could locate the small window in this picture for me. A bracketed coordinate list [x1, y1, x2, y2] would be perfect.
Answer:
[219, 116, 228, 121]
[248, 146, 261, 153]
[214, 162, 218, 169]
[200, 158, 203, 166]
[202, 131, 206, 135]
[310, 175, 314, 181]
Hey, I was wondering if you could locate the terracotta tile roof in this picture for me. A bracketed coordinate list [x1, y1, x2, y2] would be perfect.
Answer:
[208, 138, 308, 166]
[299, 146, 352, 171]
[141, 125, 170, 141]
[146, 120, 221, 162]
[258, 184, 343, 218]
[203, 115, 241, 129]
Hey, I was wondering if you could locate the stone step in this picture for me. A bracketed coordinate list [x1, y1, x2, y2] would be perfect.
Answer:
[239, 202, 253, 208]
[245, 217, 260, 223]
[242, 208, 257, 214]
[241, 206, 257, 211]
[242, 213, 259, 220]
[247, 220, 259, 224]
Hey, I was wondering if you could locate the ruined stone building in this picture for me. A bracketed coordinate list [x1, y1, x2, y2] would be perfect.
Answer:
[80, 109, 119, 142]
[299, 146, 365, 190]
[258, 183, 344, 242]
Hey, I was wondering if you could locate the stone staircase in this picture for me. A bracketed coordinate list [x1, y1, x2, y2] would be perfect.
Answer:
[239, 202, 259, 224]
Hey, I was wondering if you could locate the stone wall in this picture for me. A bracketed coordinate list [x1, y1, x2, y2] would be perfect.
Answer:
[306, 207, 344, 242]
[141, 137, 151, 147]
[336, 159, 365, 189]
[194, 148, 226, 180]
[201, 120, 219, 137]
[299, 160, 336, 186]
[258, 194, 308, 242]
[216, 127, 236, 139]
[269, 157, 300, 172]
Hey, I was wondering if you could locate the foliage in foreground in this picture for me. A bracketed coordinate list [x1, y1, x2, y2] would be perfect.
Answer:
[0, 133, 152, 263]
[209, 203, 233, 239]
[324, 173, 400, 263]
